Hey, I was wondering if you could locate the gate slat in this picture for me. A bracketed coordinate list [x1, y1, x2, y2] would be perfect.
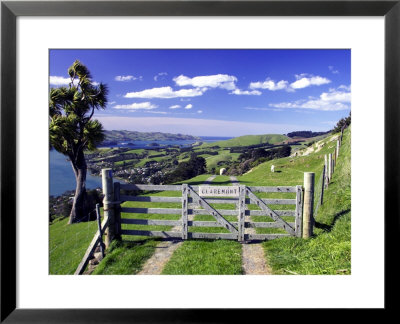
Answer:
[120, 184, 182, 191]
[246, 198, 296, 205]
[246, 187, 296, 236]
[248, 210, 295, 216]
[247, 222, 295, 228]
[189, 186, 238, 234]
[120, 219, 181, 226]
[188, 221, 296, 228]
[245, 233, 291, 240]
[121, 229, 181, 238]
[120, 196, 182, 203]
[121, 207, 181, 214]
[247, 186, 296, 193]
[189, 232, 238, 240]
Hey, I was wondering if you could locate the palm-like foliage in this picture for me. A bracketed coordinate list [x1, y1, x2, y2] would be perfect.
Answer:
[49, 60, 108, 223]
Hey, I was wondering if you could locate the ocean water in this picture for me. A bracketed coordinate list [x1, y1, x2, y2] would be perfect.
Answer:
[49, 137, 232, 196]
[49, 150, 105, 196]
[99, 136, 233, 149]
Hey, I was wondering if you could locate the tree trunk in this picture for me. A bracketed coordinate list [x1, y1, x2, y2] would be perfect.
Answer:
[68, 149, 89, 224]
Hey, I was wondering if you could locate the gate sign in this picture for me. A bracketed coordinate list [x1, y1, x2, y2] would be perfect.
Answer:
[199, 186, 239, 197]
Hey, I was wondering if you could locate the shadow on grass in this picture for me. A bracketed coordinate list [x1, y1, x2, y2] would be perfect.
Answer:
[315, 208, 351, 233]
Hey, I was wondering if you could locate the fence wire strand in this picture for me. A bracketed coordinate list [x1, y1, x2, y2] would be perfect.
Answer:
[49, 206, 99, 275]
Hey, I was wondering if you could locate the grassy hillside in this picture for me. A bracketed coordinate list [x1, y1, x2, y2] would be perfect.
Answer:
[200, 134, 288, 148]
[104, 130, 200, 142]
[260, 127, 351, 274]
[50, 129, 350, 275]
[49, 217, 99, 274]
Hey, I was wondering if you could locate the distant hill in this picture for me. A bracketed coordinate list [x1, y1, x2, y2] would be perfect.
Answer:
[286, 130, 330, 138]
[200, 134, 289, 148]
[103, 130, 200, 144]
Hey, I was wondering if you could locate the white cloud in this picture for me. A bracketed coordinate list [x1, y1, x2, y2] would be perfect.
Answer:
[154, 72, 168, 81]
[269, 88, 351, 111]
[328, 66, 339, 74]
[124, 86, 205, 99]
[169, 105, 181, 109]
[338, 84, 351, 91]
[245, 107, 283, 112]
[185, 104, 193, 109]
[50, 76, 100, 87]
[290, 74, 331, 89]
[249, 79, 288, 91]
[113, 102, 158, 110]
[49, 76, 75, 86]
[174, 74, 237, 91]
[197, 110, 203, 114]
[230, 89, 262, 96]
[115, 75, 142, 82]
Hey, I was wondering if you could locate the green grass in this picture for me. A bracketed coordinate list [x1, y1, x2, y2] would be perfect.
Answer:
[261, 127, 351, 275]
[49, 216, 99, 274]
[136, 155, 170, 167]
[200, 134, 288, 148]
[92, 239, 160, 275]
[114, 158, 138, 166]
[161, 240, 242, 275]
[53, 129, 350, 275]
[205, 151, 239, 170]
[124, 149, 145, 154]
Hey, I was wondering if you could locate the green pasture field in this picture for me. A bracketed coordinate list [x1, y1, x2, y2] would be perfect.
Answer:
[51, 129, 350, 275]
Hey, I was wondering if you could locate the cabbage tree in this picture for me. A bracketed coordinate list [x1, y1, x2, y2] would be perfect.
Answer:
[49, 60, 108, 224]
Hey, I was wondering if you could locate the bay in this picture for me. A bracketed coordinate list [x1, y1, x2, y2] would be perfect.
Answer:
[99, 136, 233, 149]
[49, 150, 104, 197]
[49, 136, 233, 196]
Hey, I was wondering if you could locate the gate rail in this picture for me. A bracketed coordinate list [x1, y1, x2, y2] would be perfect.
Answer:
[98, 174, 305, 243]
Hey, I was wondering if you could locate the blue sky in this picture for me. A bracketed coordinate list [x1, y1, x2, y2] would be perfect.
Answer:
[49, 49, 350, 136]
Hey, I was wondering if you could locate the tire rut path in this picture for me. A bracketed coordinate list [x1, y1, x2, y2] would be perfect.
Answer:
[137, 175, 216, 275]
[229, 176, 271, 275]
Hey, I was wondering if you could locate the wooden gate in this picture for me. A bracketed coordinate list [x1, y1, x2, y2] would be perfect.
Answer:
[110, 182, 303, 242]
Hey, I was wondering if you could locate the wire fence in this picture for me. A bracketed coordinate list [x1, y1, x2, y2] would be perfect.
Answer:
[312, 130, 343, 220]
[49, 206, 100, 275]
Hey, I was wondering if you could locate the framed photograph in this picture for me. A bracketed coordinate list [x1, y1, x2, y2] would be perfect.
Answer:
[1, 0, 398, 321]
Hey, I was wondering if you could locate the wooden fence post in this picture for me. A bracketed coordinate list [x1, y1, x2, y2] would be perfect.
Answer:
[336, 140, 340, 159]
[320, 165, 325, 206]
[238, 185, 246, 242]
[102, 168, 115, 249]
[295, 185, 303, 237]
[333, 149, 336, 175]
[328, 153, 332, 182]
[95, 204, 105, 259]
[181, 184, 188, 240]
[324, 154, 328, 188]
[302, 172, 315, 238]
[114, 182, 121, 240]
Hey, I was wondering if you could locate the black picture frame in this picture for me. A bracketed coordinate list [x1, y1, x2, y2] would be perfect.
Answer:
[1, 0, 398, 322]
